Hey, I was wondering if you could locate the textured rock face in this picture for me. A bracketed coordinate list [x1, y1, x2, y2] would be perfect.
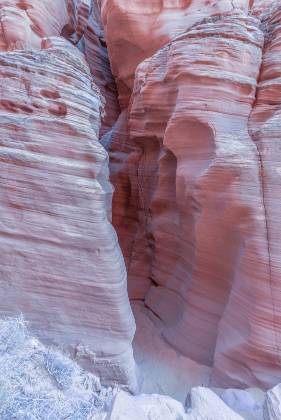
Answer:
[2, 0, 281, 399]
[83, 2, 120, 137]
[100, 0, 281, 390]
[251, 0, 274, 16]
[0, 1, 136, 390]
[264, 383, 281, 420]
[0, 0, 93, 50]
[0, 0, 68, 50]
[214, 2, 281, 389]
[101, 0, 253, 107]
[124, 13, 276, 388]
[246, 1, 281, 389]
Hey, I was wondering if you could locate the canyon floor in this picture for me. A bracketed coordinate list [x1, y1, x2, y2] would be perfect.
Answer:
[0, 315, 268, 420]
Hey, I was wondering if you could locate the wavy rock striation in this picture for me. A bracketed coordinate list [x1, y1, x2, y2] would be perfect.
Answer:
[83, 2, 120, 137]
[1, 0, 281, 398]
[126, 13, 274, 388]
[100, 0, 253, 108]
[0, 0, 136, 390]
[244, 2, 281, 389]
[100, 0, 281, 390]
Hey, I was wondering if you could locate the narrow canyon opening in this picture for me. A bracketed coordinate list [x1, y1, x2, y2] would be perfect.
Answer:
[1, 1, 281, 419]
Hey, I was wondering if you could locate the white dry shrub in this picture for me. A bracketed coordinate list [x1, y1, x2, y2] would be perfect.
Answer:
[0, 316, 117, 419]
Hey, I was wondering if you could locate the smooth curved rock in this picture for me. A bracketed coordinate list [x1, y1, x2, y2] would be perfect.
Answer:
[213, 2, 281, 390]
[100, 0, 281, 390]
[216, 388, 265, 419]
[185, 387, 244, 420]
[0, 1, 67, 50]
[107, 10, 279, 389]
[221, 388, 261, 413]
[109, 390, 186, 420]
[264, 383, 281, 420]
[132, 302, 211, 403]
[101, 0, 253, 107]
[103, 110, 143, 293]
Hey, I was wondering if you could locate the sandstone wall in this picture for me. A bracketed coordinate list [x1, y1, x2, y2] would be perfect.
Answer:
[100, 0, 281, 389]
[0, 0, 136, 390]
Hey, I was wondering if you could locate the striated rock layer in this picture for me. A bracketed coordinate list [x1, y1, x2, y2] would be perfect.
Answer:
[100, 0, 253, 108]
[83, 2, 120, 138]
[100, 0, 281, 390]
[126, 12, 274, 388]
[0, 0, 136, 390]
[244, 2, 281, 389]
[2, 0, 281, 396]
[0, 0, 91, 51]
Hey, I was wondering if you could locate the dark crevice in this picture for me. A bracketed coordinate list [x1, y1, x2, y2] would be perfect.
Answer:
[143, 303, 163, 322]
[99, 37, 107, 48]
[149, 278, 159, 288]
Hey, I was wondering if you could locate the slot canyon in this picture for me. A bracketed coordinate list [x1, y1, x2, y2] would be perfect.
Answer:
[1, 1, 281, 418]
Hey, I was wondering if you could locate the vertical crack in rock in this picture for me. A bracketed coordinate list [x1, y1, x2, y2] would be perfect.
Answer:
[248, 1, 281, 364]
[211, 2, 281, 389]
[248, 74, 279, 364]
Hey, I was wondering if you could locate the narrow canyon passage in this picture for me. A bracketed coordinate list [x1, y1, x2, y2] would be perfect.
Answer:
[1, 1, 281, 418]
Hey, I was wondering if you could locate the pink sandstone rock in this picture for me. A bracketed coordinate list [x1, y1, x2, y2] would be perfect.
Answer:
[102, 109, 144, 297]
[214, 1, 281, 389]
[0, 0, 68, 50]
[63, 0, 92, 44]
[0, 0, 136, 390]
[83, 2, 120, 137]
[127, 13, 270, 387]
[101, 2, 281, 389]
[100, 0, 253, 107]
[1, 0, 281, 398]
[251, 0, 274, 16]
[0, 0, 93, 50]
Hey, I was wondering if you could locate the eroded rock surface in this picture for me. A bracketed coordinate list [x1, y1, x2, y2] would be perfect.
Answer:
[100, 0, 254, 107]
[107, 11, 273, 388]
[185, 387, 244, 420]
[1, 0, 281, 400]
[0, 0, 92, 50]
[83, 2, 120, 137]
[0, 0, 136, 390]
[100, 0, 281, 390]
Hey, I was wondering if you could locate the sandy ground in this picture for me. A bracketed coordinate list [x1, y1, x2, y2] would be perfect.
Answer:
[132, 302, 211, 403]
[132, 302, 266, 419]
